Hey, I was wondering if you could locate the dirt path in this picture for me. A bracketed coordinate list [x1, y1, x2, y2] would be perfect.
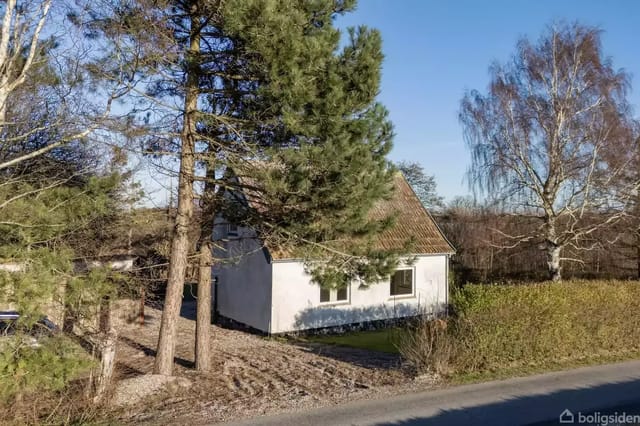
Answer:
[111, 301, 429, 424]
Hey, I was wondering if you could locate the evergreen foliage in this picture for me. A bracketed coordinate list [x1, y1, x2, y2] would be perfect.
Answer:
[0, 173, 128, 400]
[89, 0, 406, 287]
[0, 19, 132, 396]
[222, 0, 403, 285]
[0, 335, 93, 400]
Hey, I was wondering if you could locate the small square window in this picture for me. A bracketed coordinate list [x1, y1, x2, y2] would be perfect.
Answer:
[390, 269, 414, 296]
[227, 223, 238, 236]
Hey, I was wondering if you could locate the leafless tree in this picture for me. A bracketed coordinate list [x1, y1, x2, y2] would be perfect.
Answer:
[460, 23, 640, 281]
[0, 1, 127, 176]
[0, 0, 51, 127]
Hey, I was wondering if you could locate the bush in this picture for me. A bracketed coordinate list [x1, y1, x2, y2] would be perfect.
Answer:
[0, 334, 93, 401]
[399, 280, 640, 376]
[397, 316, 452, 375]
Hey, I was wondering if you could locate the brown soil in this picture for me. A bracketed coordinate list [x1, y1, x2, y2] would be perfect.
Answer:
[109, 300, 431, 424]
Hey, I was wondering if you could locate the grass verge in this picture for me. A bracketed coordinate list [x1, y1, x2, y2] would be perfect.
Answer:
[303, 328, 402, 354]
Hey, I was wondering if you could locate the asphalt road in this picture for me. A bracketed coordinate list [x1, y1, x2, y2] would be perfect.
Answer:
[224, 360, 640, 426]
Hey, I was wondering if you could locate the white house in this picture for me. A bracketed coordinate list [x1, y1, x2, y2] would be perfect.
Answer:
[213, 173, 455, 334]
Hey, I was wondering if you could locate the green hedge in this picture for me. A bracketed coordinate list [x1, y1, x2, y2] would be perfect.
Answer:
[453, 280, 640, 371]
[401, 280, 640, 376]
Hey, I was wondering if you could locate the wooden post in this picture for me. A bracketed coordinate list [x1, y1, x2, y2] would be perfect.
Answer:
[93, 296, 117, 402]
[139, 285, 145, 326]
[93, 328, 117, 403]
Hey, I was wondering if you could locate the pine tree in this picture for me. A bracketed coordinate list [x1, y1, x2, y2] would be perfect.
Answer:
[88, 0, 403, 375]
[0, 163, 129, 401]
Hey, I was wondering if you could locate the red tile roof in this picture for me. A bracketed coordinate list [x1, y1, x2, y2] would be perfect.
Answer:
[365, 173, 455, 255]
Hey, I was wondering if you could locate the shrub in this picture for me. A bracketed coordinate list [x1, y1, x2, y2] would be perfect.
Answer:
[397, 316, 452, 375]
[0, 334, 93, 401]
[399, 280, 640, 376]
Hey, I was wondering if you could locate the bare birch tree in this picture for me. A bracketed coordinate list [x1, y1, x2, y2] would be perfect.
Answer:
[0, 0, 127, 174]
[460, 23, 640, 281]
[0, 0, 51, 127]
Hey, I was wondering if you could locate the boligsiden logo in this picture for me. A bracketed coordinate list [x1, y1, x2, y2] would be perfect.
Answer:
[559, 409, 574, 423]
[559, 408, 640, 425]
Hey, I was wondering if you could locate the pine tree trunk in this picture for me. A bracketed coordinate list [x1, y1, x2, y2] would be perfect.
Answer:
[153, 11, 200, 376]
[195, 242, 212, 371]
[195, 165, 215, 372]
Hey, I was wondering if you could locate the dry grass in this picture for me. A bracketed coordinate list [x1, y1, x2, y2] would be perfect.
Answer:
[397, 317, 452, 376]
[0, 380, 109, 426]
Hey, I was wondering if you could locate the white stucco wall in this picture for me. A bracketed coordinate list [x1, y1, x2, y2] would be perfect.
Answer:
[269, 254, 449, 333]
[213, 223, 273, 332]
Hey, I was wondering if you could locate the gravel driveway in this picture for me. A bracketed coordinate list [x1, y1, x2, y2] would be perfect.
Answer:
[111, 301, 426, 424]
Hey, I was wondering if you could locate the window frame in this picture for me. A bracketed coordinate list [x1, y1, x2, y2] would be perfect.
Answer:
[389, 267, 416, 299]
[227, 223, 239, 237]
[319, 283, 350, 305]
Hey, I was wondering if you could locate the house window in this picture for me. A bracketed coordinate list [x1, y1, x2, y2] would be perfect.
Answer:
[227, 223, 238, 237]
[320, 285, 349, 304]
[390, 269, 414, 296]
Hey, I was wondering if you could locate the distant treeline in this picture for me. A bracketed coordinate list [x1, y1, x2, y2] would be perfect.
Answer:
[436, 208, 640, 284]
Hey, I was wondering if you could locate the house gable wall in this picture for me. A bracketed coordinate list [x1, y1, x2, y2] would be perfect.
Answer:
[213, 219, 272, 332]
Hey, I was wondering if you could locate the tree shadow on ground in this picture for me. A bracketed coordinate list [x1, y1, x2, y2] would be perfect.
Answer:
[292, 341, 402, 370]
[368, 377, 640, 426]
[287, 304, 436, 371]
[115, 362, 144, 379]
[118, 335, 195, 369]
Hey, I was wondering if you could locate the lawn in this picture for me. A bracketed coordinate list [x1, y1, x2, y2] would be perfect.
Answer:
[304, 328, 401, 354]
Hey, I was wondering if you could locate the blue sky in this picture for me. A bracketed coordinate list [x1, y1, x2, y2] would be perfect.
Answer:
[335, 0, 640, 202]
